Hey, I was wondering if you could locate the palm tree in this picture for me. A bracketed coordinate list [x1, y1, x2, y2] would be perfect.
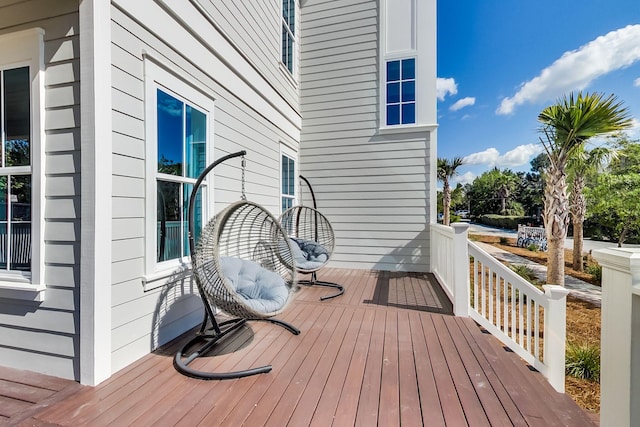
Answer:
[568, 146, 616, 271]
[537, 92, 632, 286]
[437, 157, 464, 225]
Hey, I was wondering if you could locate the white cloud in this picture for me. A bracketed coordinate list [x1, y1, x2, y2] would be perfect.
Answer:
[436, 77, 458, 101]
[450, 97, 476, 111]
[497, 24, 640, 115]
[634, 77, 640, 87]
[455, 171, 476, 186]
[463, 144, 543, 168]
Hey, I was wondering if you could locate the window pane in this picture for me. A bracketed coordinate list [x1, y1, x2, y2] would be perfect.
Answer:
[184, 183, 203, 257]
[281, 155, 288, 194]
[288, 158, 295, 195]
[386, 60, 400, 82]
[402, 58, 415, 80]
[157, 180, 181, 261]
[185, 106, 206, 179]
[10, 221, 30, 271]
[282, 27, 293, 73]
[402, 81, 415, 102]
[402, 103, 416, 124]
[11, 175, 30, 221]
[157, 90, 184, 176]
[387, 104, 400, 126]
[282, 0, 289, 23]
[10, 175, 31, 270]
[0, 176, 6, 222]
[4, 67, 30, 167]
[0, 223, 6, 270]
[387, 82, 400, 104]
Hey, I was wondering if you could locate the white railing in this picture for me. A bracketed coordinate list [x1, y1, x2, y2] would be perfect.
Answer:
[592, 248, 640, 427]
[430, 222, 569, 392]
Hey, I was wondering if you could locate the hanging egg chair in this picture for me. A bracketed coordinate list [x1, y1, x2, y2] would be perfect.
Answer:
[174, 151, 299, 380]
[279, 175, 344, 300]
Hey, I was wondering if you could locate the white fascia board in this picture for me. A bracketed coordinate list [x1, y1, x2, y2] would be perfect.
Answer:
[79, 0, 113, 386]
[114, 0, 301, 140]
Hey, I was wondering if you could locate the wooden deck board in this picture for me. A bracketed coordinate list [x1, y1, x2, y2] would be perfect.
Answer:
[1, 268, 596, 426]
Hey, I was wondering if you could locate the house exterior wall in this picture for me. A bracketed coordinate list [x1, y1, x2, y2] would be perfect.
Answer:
[0, 0, 81, 379]
[299, 0, 437, 272]
[108, 0, 301, 376]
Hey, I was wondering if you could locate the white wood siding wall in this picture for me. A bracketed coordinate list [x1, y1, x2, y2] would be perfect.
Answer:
[193, 0, 300, 110]
[109, 1, 300, 373]
[300, 0, 431, 272]
[0, 0, 81, 379]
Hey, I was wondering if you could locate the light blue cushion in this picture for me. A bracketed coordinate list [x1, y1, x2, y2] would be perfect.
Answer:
[220, 256, 289, 313]
[289, 238, 329, 270]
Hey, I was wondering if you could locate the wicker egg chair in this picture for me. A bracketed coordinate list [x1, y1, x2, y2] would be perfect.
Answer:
[279, 176, 344, 301]
[174, 151, 299, 380]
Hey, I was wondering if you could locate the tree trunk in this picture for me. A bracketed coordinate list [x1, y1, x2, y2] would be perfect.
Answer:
[572, 217, 584, 272]
[543, 162, 570, 286]
[546, 236, 565, 286]
[443, 179, 451, 226]
[571, 175, 586, 272]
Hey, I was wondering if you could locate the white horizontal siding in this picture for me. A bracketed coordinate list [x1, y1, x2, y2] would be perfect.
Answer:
[193, 0, 298, 109]
[107, 1, 301, 374]
[0, 4, 81, 380]
[299, 0, 431, 272]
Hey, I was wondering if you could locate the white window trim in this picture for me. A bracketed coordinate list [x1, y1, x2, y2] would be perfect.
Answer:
[0, 28, 45, 302]
[280, 143, 297, 212]
[143, 58, 215, 292]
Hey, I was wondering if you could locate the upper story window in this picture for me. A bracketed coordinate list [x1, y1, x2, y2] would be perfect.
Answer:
[144, 60, 213, 284]
[281, 151, 296, 212]
[282, 0, 295, 74]
[385, 58, 416, 126]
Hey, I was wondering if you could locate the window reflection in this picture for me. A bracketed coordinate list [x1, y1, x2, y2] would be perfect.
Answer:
[156, 89, 208, 263]
[4, 67, 30, 167]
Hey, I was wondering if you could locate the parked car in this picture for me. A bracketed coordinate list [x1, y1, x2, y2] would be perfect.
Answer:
[455, 210, 469, 219]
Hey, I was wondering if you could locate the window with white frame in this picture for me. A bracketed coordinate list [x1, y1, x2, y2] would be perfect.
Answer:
[281, 0, 295, 74]
[0, 29, 44, 291]
[385, 58, 416, 126]
[281, 150, 296, 212]
[145, 61, 213, 277]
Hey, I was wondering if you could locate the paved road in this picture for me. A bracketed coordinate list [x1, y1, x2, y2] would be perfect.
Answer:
[466, 222, 640, 253]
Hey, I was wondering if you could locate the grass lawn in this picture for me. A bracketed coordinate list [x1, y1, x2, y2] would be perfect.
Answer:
[470, 234, 601, 414]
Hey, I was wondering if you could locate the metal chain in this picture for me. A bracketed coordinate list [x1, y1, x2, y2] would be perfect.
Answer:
[241, 154, 247, 200]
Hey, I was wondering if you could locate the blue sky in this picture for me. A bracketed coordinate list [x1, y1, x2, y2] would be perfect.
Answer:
[437, 0, 640, 186]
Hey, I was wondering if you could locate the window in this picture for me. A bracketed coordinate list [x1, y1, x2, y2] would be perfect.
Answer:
[0, 67, 32, 273]
[156, 89, 207, 263]
[144, 60, 213, 281]
[281, 0, 295, 74]
[385, 58, 416, 126]
[0, 28, 44, 297]
[281, 152, 296, 212]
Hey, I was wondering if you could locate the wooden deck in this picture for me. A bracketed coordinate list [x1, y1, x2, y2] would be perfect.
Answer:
[4, 268, 596, 426]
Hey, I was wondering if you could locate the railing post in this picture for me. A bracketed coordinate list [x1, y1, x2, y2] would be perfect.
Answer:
[542, 284, 570, 393]
[451, 223, 470, 317]
[592, 248, 640, 427]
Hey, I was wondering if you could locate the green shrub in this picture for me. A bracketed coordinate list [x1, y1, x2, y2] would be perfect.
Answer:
[527, 243, 539, 252]
[499, 237, 509, 245]
[510, 264, 537, 282]
[585, 263, 602, 285]
[566, 343, 600, 382]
